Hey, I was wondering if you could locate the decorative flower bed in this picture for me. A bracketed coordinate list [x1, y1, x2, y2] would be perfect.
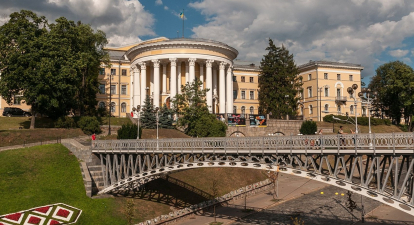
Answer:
[0, 203, 81, 225]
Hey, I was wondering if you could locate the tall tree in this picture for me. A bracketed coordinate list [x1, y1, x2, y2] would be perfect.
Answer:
[258, 39, 302, 119]
[140, 95, 157, 129]
[0, 10, 109, 128]
[368, 61, 414, 129]
[172, 79, 227, 137]
[159, 103, 174, 129]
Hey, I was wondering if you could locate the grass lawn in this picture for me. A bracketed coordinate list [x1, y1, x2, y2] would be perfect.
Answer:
[317, 121, 403, 134]
[0, 117, 56, 130]
[0, 129, 85, 147]
[0, 144, 171, 224]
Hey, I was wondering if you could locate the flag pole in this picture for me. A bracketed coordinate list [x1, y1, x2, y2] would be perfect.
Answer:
[182, 9, 184, 38]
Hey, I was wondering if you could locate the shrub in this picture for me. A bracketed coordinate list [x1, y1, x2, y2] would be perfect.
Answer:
[54, 116, 76, 129]
[323, 114, 392, 126]
[299, 121, 317, 135]
[77, 116, 101, 135]
[117, 123, 142, 139]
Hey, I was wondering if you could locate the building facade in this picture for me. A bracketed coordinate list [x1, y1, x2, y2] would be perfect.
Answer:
[298, 61, 364, 121]
[0, 38, 363, 122]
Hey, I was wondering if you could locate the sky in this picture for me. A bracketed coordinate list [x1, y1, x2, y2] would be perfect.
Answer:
[1, 0, 414, 85]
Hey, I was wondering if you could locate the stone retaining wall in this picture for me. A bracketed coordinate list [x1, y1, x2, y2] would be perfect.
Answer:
[227, 119, 302, 137]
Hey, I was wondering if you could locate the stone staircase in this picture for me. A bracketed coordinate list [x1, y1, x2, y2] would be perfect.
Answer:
[87, 164, 105, 193]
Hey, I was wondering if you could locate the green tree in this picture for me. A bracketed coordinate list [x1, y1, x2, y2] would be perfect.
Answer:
[258, 39, 302, 118]
[299, 121, 317, 135]
[0, 10, 109, 129]
[140, 95, 157, 129]
[159, 103, 174, 129]
[368, 61, 414, 129]
[172, 79, 227, 137]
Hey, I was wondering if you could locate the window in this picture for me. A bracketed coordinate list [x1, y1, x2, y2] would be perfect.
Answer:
[308, 74, 312, 80]
[233, 76, 237, 82]
[99, 102, 105, 109]
[324, 87, 329, 97]
[13, 95, 22, 105]
[122, 69, 127, 76]
[99, 84, 105, 94]
[349, 75, 353, 81]
[249, 77, 254, 83]
[121, 103, 126, 113]
[121, 85, 127, 95]
[337, 88, 341, 97]
[324, 104, 329, 112]
[233, 106, 237, 114]
[110, 85, 116, 94]
[250, 91, 254, 100]
[350, 105, 354, 114]
[250, 106, 254, 114]
[233, 90, 237, 99]
[337, 105, 341, 113]
[337, 74, 341, 80]
[309, 105, 313, 114]
[300, 107, 303, 115]
[324, 73, 328, 79]
[299, 90, 303, 99]
[99, 68, 105, 75]
[111, 69, 116, 75]
[241, 91, 246, 99]
[307, 87, 312, 98]
[111, 102, 116, 113]
[241, 76, 245, 82]
[241, 106, 245, 115]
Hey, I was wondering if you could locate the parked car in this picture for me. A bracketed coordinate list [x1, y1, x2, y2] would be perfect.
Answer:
[2, 107, 32, 117]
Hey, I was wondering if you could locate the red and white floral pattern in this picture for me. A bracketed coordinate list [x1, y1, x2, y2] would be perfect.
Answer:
[23, 214, 46, 225]
[51, 206, 73, 222]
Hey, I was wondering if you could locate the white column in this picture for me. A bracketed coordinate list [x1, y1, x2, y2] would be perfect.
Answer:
[185, 61, 189, 84]
[170, 58, 177, 99]
[152, 59, 160, 108]
[162, 62, 167, 94]
[177, 61, 182, 94]
[150, 65, 154, 97]
[199, 62, 204, 88]
[226, 65, 233, 114]
[189, 58, 196, 83]
[213, 66, 217, 95]
[132, 66, 140, 109]
[206, 60, 214, 113]
[139, 62, 147, 106]
[219, 62, 226, 114]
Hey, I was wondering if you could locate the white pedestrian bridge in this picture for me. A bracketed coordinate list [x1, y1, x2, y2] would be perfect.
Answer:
[92, 132, 414, 216]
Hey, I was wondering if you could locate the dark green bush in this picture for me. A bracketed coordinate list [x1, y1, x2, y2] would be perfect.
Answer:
[299, 121, 317, 135]
[54, 116, 76, 129]
[77, 116, 101, 135]
[323, 114, 391, 126]
[117, 123, 142, 139]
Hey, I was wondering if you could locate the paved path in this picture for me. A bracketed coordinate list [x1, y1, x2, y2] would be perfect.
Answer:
[173, 173, 414, 225]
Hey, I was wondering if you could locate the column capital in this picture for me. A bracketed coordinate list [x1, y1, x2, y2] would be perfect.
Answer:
[219, 61, 227, 70]
[138, 61, 147, 69]
[152, 59, 160, 68]
[133, 66, 139, 73]
[169, 58, 177, 66]
[189, 58, 197, 66]
[206, 59, 214, 68]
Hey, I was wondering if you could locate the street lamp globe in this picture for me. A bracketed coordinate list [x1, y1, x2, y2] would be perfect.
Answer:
[352, 84, 358, 90]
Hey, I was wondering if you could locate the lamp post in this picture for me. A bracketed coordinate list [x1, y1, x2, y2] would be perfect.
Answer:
[347, 84, 359, 133]
[358, 88, 377, 148]
[107, 73, 113, 135]
[285, 95, 289, 120]
[135, 105, 141, 139]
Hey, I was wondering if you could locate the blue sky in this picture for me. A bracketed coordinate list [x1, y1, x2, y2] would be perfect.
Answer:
[1, 0, 414, 85]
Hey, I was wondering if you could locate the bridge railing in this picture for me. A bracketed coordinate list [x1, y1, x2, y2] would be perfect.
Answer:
[92, 132, 414, 155]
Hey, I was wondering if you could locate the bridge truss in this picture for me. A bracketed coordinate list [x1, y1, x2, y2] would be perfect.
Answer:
[92, 132, 414, 216]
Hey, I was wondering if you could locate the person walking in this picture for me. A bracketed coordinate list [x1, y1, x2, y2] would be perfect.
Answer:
[91, 133, 96, 147]
[338, 126, 347, 149]
[316, 129, 323, 149]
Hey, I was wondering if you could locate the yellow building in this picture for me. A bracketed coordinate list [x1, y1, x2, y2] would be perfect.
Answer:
[0, 38, 363, 121]
[298, 61, 364, 121]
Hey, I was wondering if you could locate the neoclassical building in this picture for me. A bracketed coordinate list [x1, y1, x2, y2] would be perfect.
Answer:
[98, 37, 260, 117]
[0, 37, 365, 122]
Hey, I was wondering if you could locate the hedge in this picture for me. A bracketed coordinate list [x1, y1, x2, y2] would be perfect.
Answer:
[323, 114, 391, 126]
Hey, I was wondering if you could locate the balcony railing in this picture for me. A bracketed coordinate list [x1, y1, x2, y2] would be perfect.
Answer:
[335, 96, 347, 102]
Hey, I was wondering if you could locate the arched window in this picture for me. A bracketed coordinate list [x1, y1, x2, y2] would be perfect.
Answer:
[99, 102, 105, 109]
[309, 105, 313, 114]
[233, 106, 237, 114]
[111, 102, 116, 113]
[337, 105, 341, 113]
[350, 105, 354, 114]
[250, 106, 254, 115]
[121, 103, 126, 113]
[324, 104, 329, 112]
[241, 106, 245, 116]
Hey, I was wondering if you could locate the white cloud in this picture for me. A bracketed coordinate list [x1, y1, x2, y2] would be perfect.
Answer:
[164, 6, 169, 10]
[0, 0, 156, 47]
[189, 0, 414, 78]
[155, 0, 163, 5]
[389, 49, 409, 57]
